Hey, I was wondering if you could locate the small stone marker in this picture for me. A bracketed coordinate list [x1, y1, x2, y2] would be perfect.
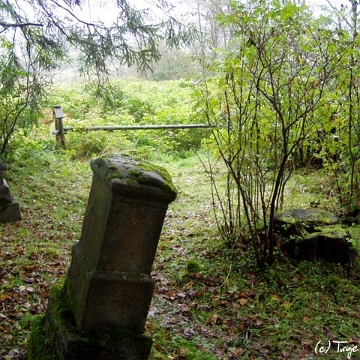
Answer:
[0, 163, 21, 223]
[27, 155, 177, 360]
[275, 208, 358, 266]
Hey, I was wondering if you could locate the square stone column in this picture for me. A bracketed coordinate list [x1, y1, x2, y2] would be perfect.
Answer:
[27, 155, 177, 360]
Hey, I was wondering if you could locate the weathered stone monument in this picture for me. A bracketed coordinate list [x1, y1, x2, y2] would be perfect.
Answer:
[27, 154, 177, 360]
[274, 208, 358, 266]
[0, 162, 22, 223]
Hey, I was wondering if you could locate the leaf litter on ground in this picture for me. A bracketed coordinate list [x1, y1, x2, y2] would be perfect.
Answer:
[1, 153, 360, 360]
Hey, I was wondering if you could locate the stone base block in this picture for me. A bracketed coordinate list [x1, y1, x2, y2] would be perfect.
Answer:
[27, 284, 152, 360]
[0, 201, 22, 223]
[66, 265, 155, 333]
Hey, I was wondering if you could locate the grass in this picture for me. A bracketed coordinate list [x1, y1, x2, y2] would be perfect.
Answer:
[1, 132, 360, 359]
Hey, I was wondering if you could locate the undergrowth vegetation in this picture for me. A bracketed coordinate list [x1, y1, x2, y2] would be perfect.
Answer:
[43, 80, 207, 159]
[1, 151, 360, 360]
[1, 80, 360, 359]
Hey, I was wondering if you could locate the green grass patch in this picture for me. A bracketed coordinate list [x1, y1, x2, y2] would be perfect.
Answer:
[2, 147, 360, 359]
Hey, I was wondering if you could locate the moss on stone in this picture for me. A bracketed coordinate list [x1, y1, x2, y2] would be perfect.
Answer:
[102, 155, 178, 198]
[26, 315, 53, 360]
[50, 282, 77, 332]
[315, 224, 347, 237]
[27, 279, 153, 359]
[128, 168, 141, 177]
[137, 160, 177, 193]
[107, 168, 125, 181]
[26, 281, 88, 360]
[277, 215, 297, 225]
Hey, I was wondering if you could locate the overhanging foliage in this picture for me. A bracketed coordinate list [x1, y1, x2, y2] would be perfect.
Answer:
[0, 0, 195, 155]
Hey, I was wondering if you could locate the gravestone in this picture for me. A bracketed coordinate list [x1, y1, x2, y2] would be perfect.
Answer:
[0, 163, 22, 223]
[27, 155, 177, 360]
[274, 208, 358, 266]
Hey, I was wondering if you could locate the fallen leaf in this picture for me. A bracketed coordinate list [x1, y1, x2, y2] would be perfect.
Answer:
[239, 298, 248, 306]
[210, 313, 220, 324]
[237, 321, 247, 331]
[23, 265, 39, 273]
[183, 327, 194, 338]
[230, 347, 244, 356]
[238, 293, 247, 299]
[0, 294, 10, 301]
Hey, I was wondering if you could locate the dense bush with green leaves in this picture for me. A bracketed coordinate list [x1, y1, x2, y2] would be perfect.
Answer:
[194, 0, 360, 266]
[45, 80, 208, 158]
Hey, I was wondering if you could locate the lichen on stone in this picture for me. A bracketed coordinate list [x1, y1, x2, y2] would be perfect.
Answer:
[96, 154, 177, 198]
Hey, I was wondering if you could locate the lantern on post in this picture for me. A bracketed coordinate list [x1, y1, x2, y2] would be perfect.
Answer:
[53, 105, 65, 148]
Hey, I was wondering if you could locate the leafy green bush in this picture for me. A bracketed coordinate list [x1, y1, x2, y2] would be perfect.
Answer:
[45, 80, 208, 158]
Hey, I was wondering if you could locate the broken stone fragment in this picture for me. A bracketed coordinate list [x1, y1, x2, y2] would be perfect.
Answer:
[0, 178, 13, 205]
[274, 208, 358, 266]
[0, 165, 22, 223]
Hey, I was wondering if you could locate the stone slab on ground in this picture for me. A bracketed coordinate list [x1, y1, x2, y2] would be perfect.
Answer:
[274, 208, 358, 266]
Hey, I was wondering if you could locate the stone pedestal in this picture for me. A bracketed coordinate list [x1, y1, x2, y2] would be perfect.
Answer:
[27, 155, 177, 360]
[0, 178, 21, 223]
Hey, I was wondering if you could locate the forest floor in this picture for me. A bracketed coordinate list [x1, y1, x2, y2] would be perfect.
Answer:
[1, 150, 360, 360]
